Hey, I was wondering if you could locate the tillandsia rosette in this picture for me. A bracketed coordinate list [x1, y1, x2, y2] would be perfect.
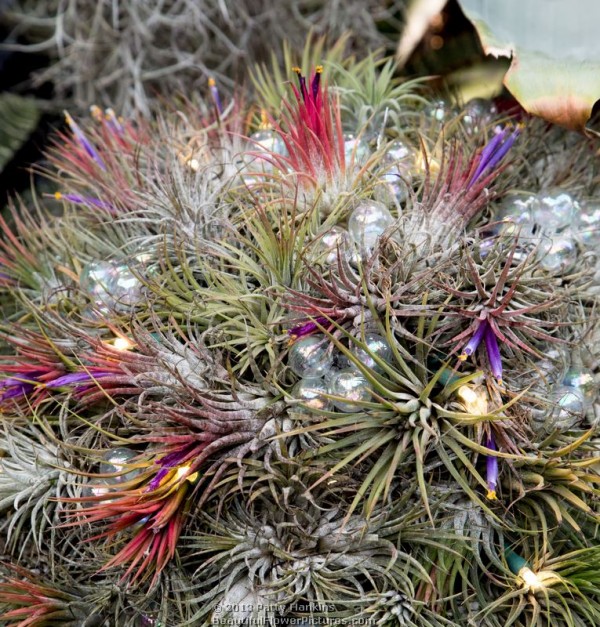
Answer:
[0, 51, 599, 627]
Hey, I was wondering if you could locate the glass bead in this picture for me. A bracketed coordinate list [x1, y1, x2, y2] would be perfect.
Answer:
[536, 236, 577, 275]
[81, 479, 111, 499]
[291, 377, 332, 412]
[343, 132, 370, 165]
[99, 447, 140, 484]
[575, 201, 600, 246]
[535, 348, 569, 384]
[328, 368, 372, 412]
[424, 99, 451, 124]
[562, 367, 597, 405]
[545, 385, 586, 430]
[249, 129, 287, 156]
[461, 98, 497, 133]
[108, 264, 144, 306]
[288, 335, 333, 378]
[533, 190, 580, 234]
[495, 193, 538, 239]
[348, 200, 394, 250]
[351, 333, 393, 373]
[80, 261, 119, 304]
[312, 226, 349, 265]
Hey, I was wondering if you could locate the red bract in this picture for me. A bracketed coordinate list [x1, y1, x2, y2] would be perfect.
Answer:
[274, 67, 345, 186]
[65, 446, 201, 588]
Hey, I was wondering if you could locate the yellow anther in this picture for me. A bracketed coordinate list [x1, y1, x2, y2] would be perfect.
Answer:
[54, 192, 62, 200]
[315, 65, 324, 74]
[291, 66, 302, 74]
[208, 77, 216, 87]
[486, 489, 497, 500]
[90, 105, 103, 121]
[458, 353, 468, 362]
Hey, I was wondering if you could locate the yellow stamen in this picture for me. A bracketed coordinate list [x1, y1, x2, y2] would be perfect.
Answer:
[54, 192, 62, 200]
[458, 353, 468, 361]
[486, 490, 497, 500]
[208, 77, 216, 88]
[90, 105, 103, 121]
[315, 65, 323, 74]
[291, 66, 302, 74]
[259, 109, 270, 130]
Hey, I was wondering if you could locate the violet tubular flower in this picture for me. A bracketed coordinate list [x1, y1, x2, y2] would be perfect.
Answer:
[484, 324, 503, 386]
[485, 434, 499, 501]
[64, 111, 106, 170]
[53, 192, 116, 214]
[468, 125, 520, 189]
[288, 316, 329, 340]
[46, 370, 111, 389]
[208, 78, 223, 116]
[458, 320, 488, 361]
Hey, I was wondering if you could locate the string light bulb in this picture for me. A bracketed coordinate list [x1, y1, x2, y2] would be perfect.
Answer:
[457, 384, 488, 414]
[112, 337, 135, 351]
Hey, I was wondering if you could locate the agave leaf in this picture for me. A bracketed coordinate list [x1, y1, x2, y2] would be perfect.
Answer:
[456, 0, 600, 134]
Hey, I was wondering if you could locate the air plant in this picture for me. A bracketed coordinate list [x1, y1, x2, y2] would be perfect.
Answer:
[0, 42, 598, 627]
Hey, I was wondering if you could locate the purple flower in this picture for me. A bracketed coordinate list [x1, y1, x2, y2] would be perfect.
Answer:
[46, 371, 111, 388]
[468, 125, 520, 189]
[0, 377, 36, 401]
[208, 78, 223, 115]
[64, 111, 106, 170]
[458, 319, 503, 386]
[485, 433, 499, 500]
[458, 320, 488, 361]
[147, 444, 196, 491]
[484, 325, 503, 385]
[288, 316, 329, 340]
[53, 192, 116, 213]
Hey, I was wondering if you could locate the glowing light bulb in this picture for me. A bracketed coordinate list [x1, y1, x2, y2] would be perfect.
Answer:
[457, 385, 488, 414]
[519, 566, 544, 591]
[112, 336, 134, 351]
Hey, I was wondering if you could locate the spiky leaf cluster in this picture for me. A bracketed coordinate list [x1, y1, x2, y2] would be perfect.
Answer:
[0, 51, 599, 626]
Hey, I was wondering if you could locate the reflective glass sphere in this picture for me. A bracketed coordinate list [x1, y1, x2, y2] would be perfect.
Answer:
[80, 261, 118, 304]
[536, 236, 577, 275]
[99, 447, 140, 484]
[533, 190, 580, 234]
[292, 377, 332, 413]
[562, 367, 597, 405]
[109, 264, 144, 306]
[546, 385, 586, 431]
[328, 368, 372, 412]
[348, 201, 394, 250]
[575, 201, 600, 246]
[495, 193, 538, 239]
[312, 226, 349, 265]
[343, 132, 370, 165]
[288, 335, 334, 378]
[351, 333, 393, 372]
[461, 98, 497, 134]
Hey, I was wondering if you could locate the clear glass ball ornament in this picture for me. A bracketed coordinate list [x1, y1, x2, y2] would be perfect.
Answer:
[348, 200, 394, 251]
[291, 377, 332, 412]
[328, 368, 372, 412]
[108, 264, 144, 306]
[461, 98, 498, 134]
[423, 99, 451, 124]
[533, 189, 580, 234]
[99, 447, 140, 484]
[288, 335, 333, 378]
[351, 333, 393, 373]
[249, 129, 287, 156]
[380, 140, 413, 202]
[535, 347, 569, 384]
[343, 132, 370, 165]
[81, 479, 112, 500]
[536, 236, 577, 275]
[312, 226, 349, 265]
[495, 193, 538, 234]
[575, 200, 600, 246]
[562, 367, 597, 405]
[545, 385, 586, 431]
[80, 261, 119, 304]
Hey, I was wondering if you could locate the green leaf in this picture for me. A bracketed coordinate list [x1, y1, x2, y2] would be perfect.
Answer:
[456, 0, 600, 133]
[0, 93, 40, 173]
